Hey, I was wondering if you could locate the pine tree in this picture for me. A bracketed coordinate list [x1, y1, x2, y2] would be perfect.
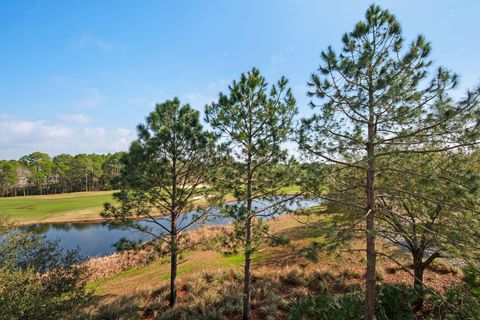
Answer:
[205, 68, 297, 320]
[376, 151, 480, 309]
[299, 5, 480, 319]
[103, 98, 219, 307]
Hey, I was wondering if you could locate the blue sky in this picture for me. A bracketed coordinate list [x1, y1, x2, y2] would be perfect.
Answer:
[0, 0, 479, 159]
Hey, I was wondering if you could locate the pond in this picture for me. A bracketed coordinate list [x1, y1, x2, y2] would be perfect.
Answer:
[22, 198, 321, 258]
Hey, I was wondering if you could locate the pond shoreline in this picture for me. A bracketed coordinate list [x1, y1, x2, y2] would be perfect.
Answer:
[13, 192, 303, 226]
[14, 195, 240, 226]
[20, 197, 319, 258]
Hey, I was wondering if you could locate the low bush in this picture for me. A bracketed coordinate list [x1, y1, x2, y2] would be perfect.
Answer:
[376, 284, 416, 320]
[427, 284, 480, 320]
[0, 217, 90, 320]
[288, 294, 363, 320]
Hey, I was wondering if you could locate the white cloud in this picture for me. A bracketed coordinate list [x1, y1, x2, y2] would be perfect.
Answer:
[270, 46, 294, 69]
[76, 34, 114, 52]
[75, 88, 104, 109]
[127, 97, 158, 108]
[57, 113, 90, 124]
[0, 115, 135, 159]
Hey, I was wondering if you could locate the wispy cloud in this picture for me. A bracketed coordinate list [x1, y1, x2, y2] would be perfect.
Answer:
[75, 88, 104, 109]
[270, 46, 294, 69]
[0, 115, 134, 159]
[75, 34, 114, 52]
[57, 113, 90, 124]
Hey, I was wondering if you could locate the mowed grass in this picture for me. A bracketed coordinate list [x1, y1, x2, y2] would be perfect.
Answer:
[0, 191, 116, 224]
[0, 185, 302, 225]
[89, 252, 249, 296]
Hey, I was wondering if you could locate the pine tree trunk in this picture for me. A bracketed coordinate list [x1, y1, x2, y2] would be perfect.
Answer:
[413, 259, 424, 286]
[170, 229, 177, 307]
[365, 81, 377, 320]
[413, 250, 434, 311]
[243, 215, 252, 320]
[365, 145, 376, 320]
[169, 155, 178, 308]
[413, 251, 424, 285]
[413, 264, 424, 310]
[243, 106, 253, 320]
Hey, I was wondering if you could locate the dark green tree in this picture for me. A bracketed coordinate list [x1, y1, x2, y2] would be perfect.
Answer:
[205, 68, 297, 320]
[0, 160, 19, 196]
[376, 151, 480, 309]
[71, 154, 93, 192]
[101, 152, 126, 189]
[103, 98, 219, 307]
[20, 152, 52, 195]
[299, 5, 480, 319]
[53, 154, 74, 193]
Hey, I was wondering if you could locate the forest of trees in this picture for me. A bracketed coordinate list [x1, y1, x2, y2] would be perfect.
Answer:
[0, 152, 125, 196]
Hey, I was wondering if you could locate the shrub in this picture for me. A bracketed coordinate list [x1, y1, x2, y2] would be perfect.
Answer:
[376, 284, 416, 320]
[0, 217, 90, 320]
[288, 294, 363, 320]
[428, 284, 480, 320]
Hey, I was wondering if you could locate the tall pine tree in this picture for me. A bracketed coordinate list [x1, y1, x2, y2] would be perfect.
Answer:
[299, 5, 480, 319]
[205, 68, 297, 320]
[103, 99, 219, 307]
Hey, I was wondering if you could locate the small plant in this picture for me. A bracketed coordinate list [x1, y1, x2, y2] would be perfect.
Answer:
[376, 284, 416, 320]
[428, 284, 480, 320]
[463, 264, 480, 292]
[288, 294, 363, 320]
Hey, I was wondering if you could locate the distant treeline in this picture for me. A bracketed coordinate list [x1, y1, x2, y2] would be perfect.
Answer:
[0, 152, 126, 197]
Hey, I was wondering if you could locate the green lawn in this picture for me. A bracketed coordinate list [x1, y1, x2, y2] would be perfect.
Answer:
[0, 185, 301, 225]
[89, 252, 249, 296]
[0, 191, 115, 224]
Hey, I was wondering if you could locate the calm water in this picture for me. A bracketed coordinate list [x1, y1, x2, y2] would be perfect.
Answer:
[22, 198, 320, 258]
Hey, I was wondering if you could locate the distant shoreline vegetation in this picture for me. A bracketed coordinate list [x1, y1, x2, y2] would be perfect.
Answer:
[0, 151, 126, 197]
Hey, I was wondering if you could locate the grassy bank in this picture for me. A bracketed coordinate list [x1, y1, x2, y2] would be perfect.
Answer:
[0, 191, 116, 225]
[0, 185, 302, 225]
[84, 212, 462, 319]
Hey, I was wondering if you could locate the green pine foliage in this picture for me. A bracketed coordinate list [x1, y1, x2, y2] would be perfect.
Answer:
[205, 67, 298, 320]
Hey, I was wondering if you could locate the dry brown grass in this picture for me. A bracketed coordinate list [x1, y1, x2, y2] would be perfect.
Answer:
[88, 213, 462, 297]
[85, 224, 233, 283]
[87, 260, 462, 320]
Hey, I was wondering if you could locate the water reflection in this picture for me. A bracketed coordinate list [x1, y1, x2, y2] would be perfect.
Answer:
[22, 198, 320, 258]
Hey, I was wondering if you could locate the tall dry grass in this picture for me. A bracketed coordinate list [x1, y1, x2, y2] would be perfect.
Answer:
[84, 265, 354, 320]
[85, 224, 232, 282]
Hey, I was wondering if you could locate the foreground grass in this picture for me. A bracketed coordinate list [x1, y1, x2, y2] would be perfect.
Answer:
[84, 211, 462, 319]
[89, 212, 315, 297]
[0, 191, 116, 224]
[90, 210, 460, 298]
[90, 252, 251, 296]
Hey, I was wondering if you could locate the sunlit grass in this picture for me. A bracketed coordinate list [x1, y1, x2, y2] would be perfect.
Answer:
[0, 191, 116, 224]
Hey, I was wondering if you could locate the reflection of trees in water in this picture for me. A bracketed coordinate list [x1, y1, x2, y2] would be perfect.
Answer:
[22, 223, 51, 234]
[23, 198, 319, 235]
[28, 222, 114, 233]
[13, 198, 321, 258]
